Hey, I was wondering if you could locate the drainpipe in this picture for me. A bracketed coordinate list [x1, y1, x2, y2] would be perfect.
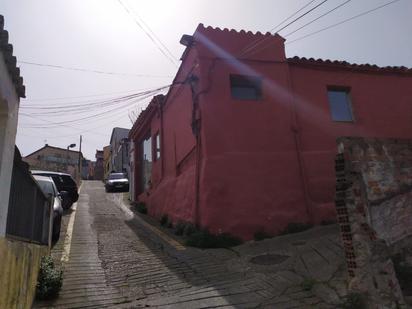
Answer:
[188, 74, 202, 228]
[158, 96, 165, 179]
[285, 63, 313, 222]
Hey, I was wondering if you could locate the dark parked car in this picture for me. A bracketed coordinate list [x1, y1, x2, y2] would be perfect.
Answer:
[105, 172, 129, 192]
[31, 170, 79, 209]
[33, 175, 66, 245]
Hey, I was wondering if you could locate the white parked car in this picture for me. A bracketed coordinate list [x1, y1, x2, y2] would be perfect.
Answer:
[33, 175, 66, 245]
[105, 172, 129, 192]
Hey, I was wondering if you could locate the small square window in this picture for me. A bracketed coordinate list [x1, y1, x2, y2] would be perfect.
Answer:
[327, 88, 353, 122]
[230, 74, 262, 100]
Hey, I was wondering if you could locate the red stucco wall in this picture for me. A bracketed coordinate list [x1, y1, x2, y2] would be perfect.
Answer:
[131, 24, 412, 240]
[289, 64, 412, 226]
[132, 44, 200, 224]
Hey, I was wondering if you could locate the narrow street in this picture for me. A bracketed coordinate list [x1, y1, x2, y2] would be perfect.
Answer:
[35, 181, 348, 308]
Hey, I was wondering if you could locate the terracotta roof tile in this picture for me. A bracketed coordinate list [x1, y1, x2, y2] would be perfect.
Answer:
[288, 56, 412, 75]
[0, 15, 25, 98]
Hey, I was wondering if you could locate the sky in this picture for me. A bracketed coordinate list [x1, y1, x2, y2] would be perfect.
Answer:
[1, 0, 411, 159]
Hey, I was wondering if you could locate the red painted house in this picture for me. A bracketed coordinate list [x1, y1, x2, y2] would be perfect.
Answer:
[129, 24, 412, 240]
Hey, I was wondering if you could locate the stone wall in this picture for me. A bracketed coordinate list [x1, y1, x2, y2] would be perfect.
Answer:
[335, 137, 412, 308]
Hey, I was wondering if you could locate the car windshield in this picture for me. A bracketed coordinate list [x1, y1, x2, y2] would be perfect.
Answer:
[108, 173, 126, 180]
[36, 179, 56, 196]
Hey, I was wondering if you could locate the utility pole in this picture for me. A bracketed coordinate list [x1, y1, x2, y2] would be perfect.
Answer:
[78, 135, 82, 182]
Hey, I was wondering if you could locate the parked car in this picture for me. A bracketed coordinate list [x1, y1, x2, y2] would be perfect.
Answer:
[105, 172, 129, 192]
[31, 170, 79, 209]
[33, 175, 66, 245]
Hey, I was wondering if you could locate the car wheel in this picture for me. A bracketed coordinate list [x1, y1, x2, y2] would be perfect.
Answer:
[52, 214, 62, 245]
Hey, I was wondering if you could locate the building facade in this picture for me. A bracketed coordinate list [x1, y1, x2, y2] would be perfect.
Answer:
[129, 24, 412, 240]
[24, 144, 82, 182]
[109, 127, 130, 175]
[94, 150, 104, 181]
[103, 145, 111, 180]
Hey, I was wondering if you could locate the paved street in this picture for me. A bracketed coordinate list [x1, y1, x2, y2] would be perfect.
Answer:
[35, 181, 348, 308]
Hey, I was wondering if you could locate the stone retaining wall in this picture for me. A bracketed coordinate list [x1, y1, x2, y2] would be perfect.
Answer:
[335, 137, 412, 308]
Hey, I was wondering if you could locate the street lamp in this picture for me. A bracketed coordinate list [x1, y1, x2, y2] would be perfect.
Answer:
[66, 143, 76, 172]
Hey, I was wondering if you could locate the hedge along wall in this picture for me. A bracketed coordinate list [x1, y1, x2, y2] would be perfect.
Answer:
[335, 137, 412, 308]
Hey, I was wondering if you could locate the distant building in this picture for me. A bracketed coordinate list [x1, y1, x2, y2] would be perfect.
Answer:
[109, 127, 130, 175]
[88, 161, 95, 180]
[81, 158, 90, 180]
[94, 150, 104, 181]
[23, 144, 82, 182]
[103, 145, 111, 180]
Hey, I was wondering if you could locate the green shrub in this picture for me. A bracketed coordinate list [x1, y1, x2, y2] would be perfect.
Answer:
[254, 230, 272, 241]
[36, 256, 63, 300]
[320, 219, 336, 225]
[160, 214, 169, 226]
[342, 292, 367, 309]
[174, 221, 186, 236]
[185, 230, 242, 248]
[392, 254, 412, 288]
[280, 222, 313, 235]
[135, 202, 147, 214]
[301, 278, 316, 291]
[183, 223, 197, 236]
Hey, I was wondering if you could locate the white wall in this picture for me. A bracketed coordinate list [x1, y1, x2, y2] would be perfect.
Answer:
[0, 50, 19, 236]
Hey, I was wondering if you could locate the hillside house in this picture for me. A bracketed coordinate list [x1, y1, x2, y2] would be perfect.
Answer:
[24, 144, 83, 181]
[129, 24, 412, 240]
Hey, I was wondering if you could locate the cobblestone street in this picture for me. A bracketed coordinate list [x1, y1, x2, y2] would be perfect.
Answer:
[35, 181, 349, 308]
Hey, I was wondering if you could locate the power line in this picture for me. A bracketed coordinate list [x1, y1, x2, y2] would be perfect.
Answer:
[238, 0, 329, 57]
[117, 0, 178, 68]
[20, 91, 162, 125]
[243, 0, 352, 58]
[20, 113, 107, 136]
[284, 0, 352, 37]
[19, 84, 172, 127]
[237, 0, 317, 57]
[277, 0, 330, 33]
[287, 0, 404, 45]
[125, 1, 178, 63]
[18, 60, 173, 78]
[25, 89, 151, 101]
[20, 85, 170, 110]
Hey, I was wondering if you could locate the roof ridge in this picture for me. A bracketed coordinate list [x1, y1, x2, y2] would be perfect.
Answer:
[0, 15, 25, 98]
[288, 56, 412, 74]
[197, 23, 284, 40]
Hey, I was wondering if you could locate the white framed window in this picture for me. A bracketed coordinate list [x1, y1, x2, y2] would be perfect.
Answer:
[153, 133, 161, 161]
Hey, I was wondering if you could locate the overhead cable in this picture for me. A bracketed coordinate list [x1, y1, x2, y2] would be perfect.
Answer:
[117, 0, 178, 67]
[238, 0, 329, 57]
[286, 0, 404, 44]
[18, 60, 173, 78]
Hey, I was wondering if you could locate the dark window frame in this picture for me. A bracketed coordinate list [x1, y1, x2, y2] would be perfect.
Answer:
[230, 74, 263, 101]
[326, 86, 354, 122]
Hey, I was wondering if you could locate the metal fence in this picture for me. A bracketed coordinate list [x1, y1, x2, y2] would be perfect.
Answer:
[6, 147, 51, 245]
